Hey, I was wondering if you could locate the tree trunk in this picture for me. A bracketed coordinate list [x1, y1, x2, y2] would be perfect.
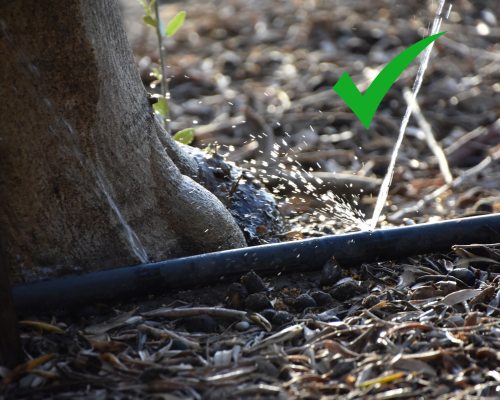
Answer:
[0, 0, 246, 283]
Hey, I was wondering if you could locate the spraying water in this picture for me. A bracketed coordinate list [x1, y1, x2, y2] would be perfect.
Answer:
[232, 2, 452, 233]
[95, 171, 149, 263]
[239, 131, 369, 232]
[369, 0, 450, 230]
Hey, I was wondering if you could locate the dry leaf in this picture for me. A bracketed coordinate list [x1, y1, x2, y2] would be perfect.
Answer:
[85, 309, 137, 335]
[19, 320, 64, 334]
[441, 289, 482, 306]
[3, 353, 55, 384]
[357, 372, 406, 388]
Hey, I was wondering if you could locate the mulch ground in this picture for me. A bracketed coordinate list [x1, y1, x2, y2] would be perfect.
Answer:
[2, 0, 499, 398]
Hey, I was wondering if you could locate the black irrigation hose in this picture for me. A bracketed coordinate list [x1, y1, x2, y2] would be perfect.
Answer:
[13, 213, 500, 314]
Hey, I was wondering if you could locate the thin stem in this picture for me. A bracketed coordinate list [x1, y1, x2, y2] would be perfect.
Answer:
[154, 1, 170, 134]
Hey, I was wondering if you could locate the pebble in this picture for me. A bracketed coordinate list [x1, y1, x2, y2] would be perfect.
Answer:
[449, 268, 475, 287]
[256, 359, 281, 378]
[331, 360, 356, 379]
[329, 279, 364, 301]
[234, 321, 250, 331]
[481, 9, 497, 26]
[245, 292, 272, 311]
[445, 315, 464, 327]
[310, 290, 334, 306]
[272, 310, 294, 326]
[170, 339, 189, 351]
[260, 308, 277, 322]
[225, 282, 248, 309]
[241, 270, 267, 294]
[294, 293, 317, 311]
[182, 315, 218, 333]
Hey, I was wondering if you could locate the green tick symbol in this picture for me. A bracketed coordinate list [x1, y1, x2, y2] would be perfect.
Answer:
[333, 31, 445, 129]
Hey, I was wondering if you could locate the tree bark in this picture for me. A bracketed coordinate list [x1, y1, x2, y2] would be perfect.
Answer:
[0, 0, 246, 283]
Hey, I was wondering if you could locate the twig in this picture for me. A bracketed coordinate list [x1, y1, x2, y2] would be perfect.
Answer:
[440, 35, 500, 62]
[194, 116, 246, 140]
[142, 307, 271, 331]
[245, 324, 304, 353]
[403, 87, 453, 184]
[445, 119, 500, 166]
[243, 106, 275, 162]
[445, 126, 487, 156]
[226, 141, 259, 162]
[143, 306, 246, 319]
[138, 324, 201, 350]
[278, 149, 353, 165]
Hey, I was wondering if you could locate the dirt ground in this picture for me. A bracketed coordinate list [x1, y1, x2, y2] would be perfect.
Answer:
[2, 0, 499, 398]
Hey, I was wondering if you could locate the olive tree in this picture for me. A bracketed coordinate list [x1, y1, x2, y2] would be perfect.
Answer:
[0, 0, 248, 282]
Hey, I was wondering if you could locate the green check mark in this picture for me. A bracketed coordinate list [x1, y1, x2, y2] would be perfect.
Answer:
[333, 31, 445, 129]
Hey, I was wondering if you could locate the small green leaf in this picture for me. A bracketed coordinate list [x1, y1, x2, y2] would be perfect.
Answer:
[150, 67, 162, 81]
[173, 128, 195, 145]
[143, 15, 157, 28]
[153, 96, 169, 117]
[138, 0, 149, 12]
[138, 0, 156, 17]
[165, 11, 186, 37]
